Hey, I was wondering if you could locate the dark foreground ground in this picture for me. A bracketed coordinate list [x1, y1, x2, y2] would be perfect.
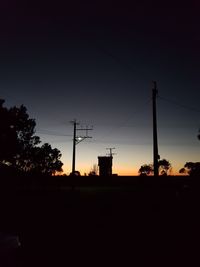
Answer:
[0, 176, 199, 266]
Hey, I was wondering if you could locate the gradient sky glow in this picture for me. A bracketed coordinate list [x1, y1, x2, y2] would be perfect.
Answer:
[0, 1, 200, 175]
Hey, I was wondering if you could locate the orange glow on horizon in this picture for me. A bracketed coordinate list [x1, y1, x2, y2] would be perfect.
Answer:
[62, 164, 184, 176]
[62, 165, 142, 176]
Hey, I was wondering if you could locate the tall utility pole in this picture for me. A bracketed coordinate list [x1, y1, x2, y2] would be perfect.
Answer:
[152, 81, 159, 176]
[72, 120, 77, 175]
[71, 120, 93, 175]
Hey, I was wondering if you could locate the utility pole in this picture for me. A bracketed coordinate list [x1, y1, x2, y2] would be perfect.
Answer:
[72, 120, 78, 175]
[71, 120, 93, 175]
[106, 147, 116, 157]
[152, 81, 159, 176]
[106, 147, 116, 176]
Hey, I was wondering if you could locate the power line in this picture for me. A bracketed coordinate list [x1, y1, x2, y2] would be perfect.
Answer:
[36, 98, 151, 141]
[36, 129, 72, 137]
[96, 98, 152, 142]
[93, 41, 150, 81]
[95, 44, 134, 73]
[37, 132, 71, 137]
[158, 95, 200, 113]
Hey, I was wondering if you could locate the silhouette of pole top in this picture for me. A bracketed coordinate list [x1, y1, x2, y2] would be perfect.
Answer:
[70, 119, 80, 125]
[106, 147, 116, 157]
[152, 80, 158, 95]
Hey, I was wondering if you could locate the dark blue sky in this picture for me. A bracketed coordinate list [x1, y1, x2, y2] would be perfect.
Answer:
[0, 0, 200, 174]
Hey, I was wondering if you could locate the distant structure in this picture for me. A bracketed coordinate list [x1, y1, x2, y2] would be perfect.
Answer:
[98, 156, 113, 176]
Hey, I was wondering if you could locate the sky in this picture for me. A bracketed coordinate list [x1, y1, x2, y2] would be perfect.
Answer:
[0, 0, 200, 175]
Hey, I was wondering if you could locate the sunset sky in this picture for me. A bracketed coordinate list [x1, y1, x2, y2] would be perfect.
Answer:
[0, 1, 200, 175]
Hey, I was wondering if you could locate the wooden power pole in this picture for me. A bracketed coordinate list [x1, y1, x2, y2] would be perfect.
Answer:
[152, 81, 159, 176]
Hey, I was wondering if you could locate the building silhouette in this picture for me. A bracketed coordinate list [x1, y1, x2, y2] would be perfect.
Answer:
[98, 156, 113, 176]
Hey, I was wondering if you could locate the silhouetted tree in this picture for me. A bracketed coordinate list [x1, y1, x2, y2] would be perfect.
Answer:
[0, 100, 40, 167]
[158, 159, 171, 176]
[179, 162, 200, 176]
[28, 144, 63, 175]
[138, 164, 153, 176]
[88, 164, 98, 176]
[0, 99, 63, 175]
[138, 159, 171, 176]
